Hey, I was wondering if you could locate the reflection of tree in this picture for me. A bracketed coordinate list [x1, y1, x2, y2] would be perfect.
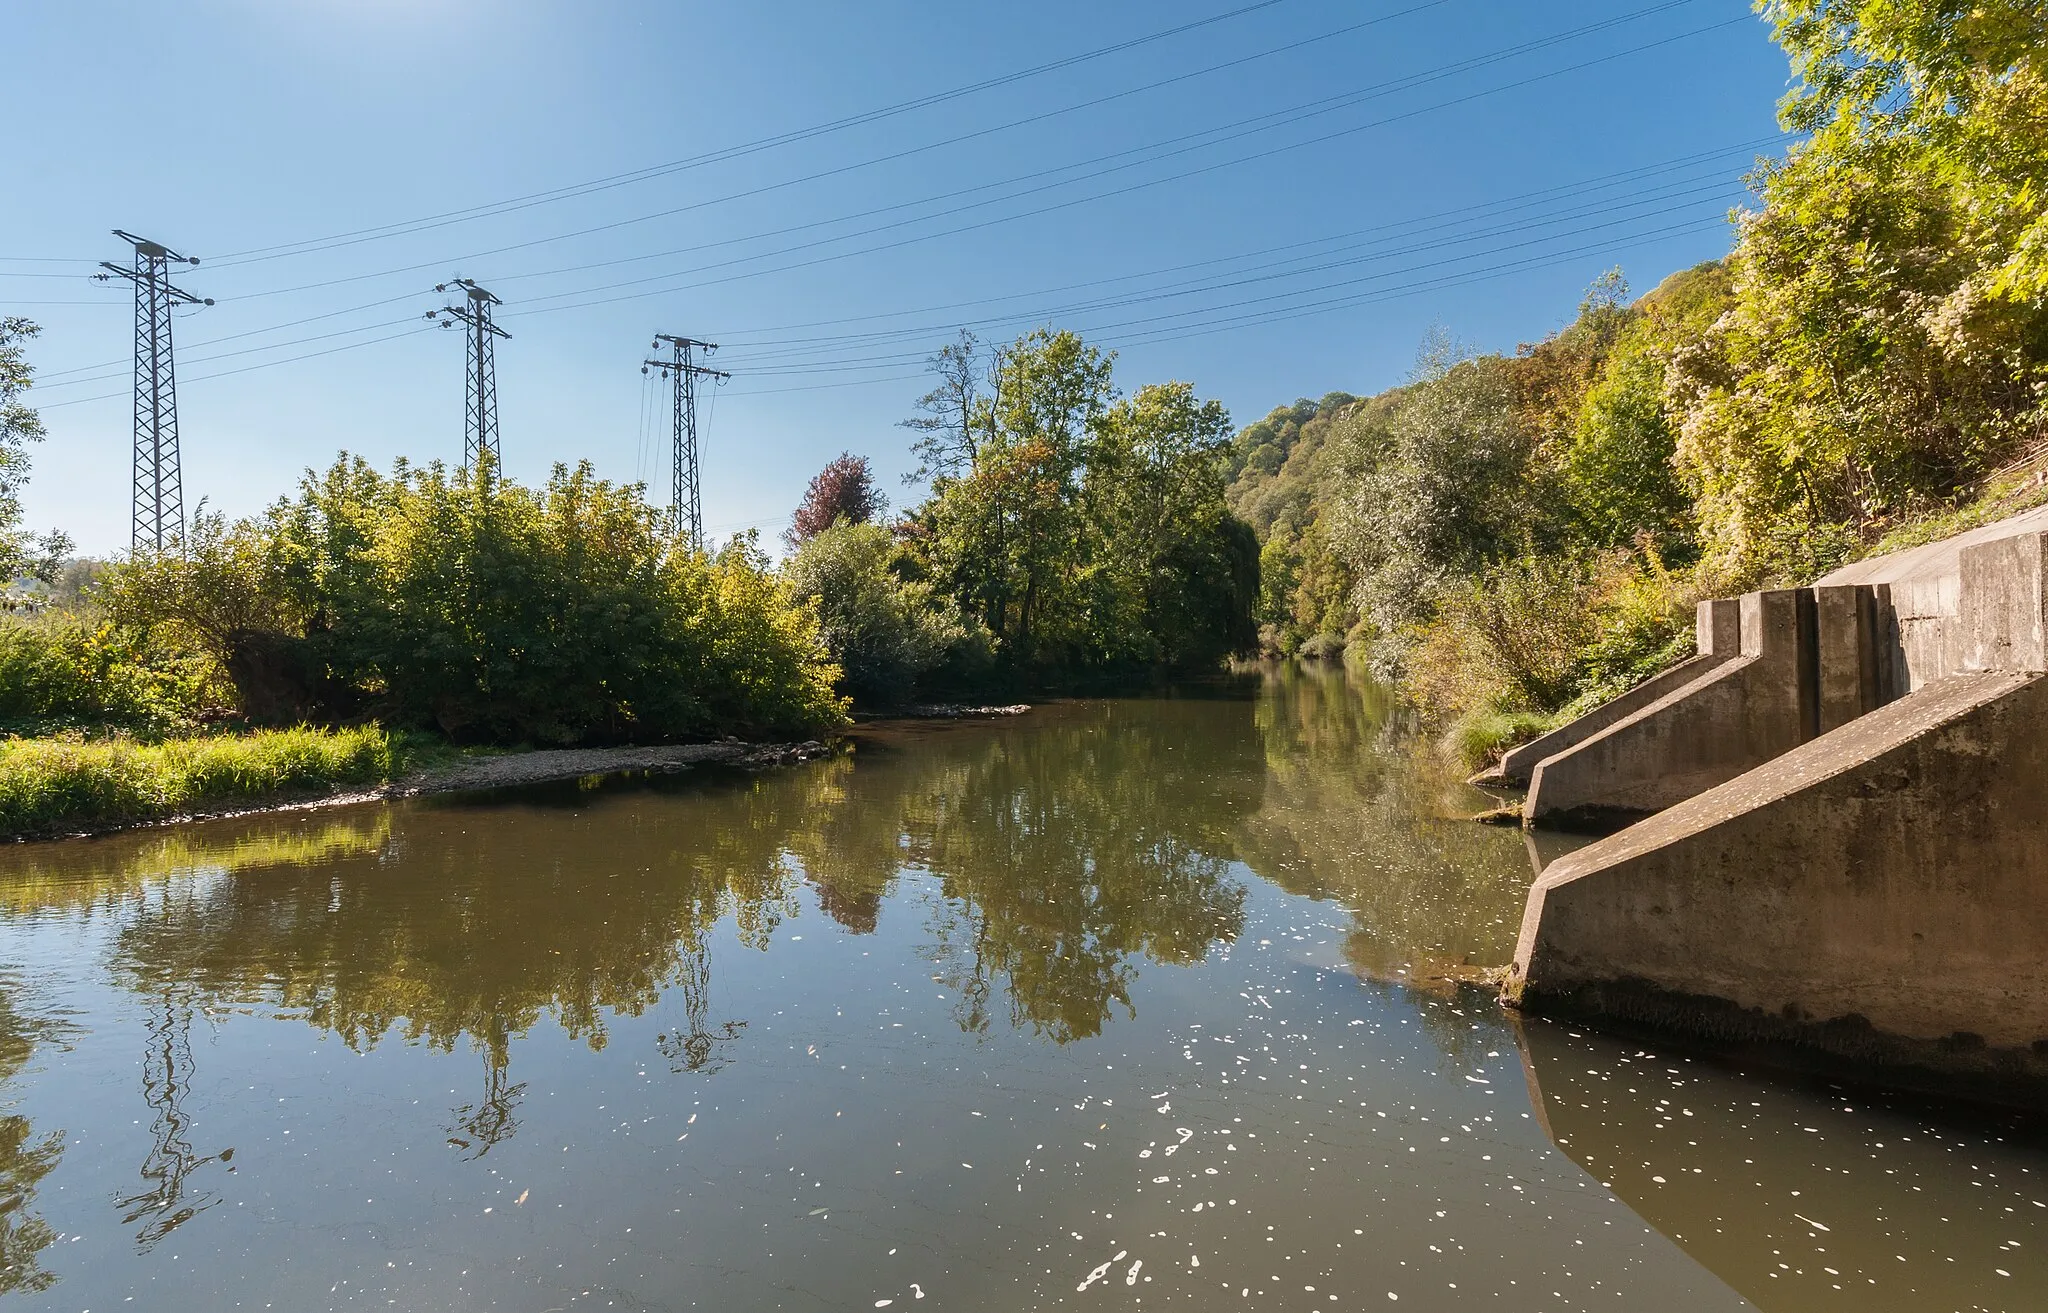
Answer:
[1234, 665, 1532, 984]
[14, 693, 1265, 1177]
[898, 701, 1260, 1042]
[114, 988, 229, 1248]
[0, 980, 69, 1295]
[101, 799, 784, 1158]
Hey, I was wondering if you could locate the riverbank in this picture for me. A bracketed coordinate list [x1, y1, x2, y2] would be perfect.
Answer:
[0, 706, 1035, 843]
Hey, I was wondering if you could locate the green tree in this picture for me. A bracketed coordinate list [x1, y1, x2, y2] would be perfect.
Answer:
[1669, 0, 2048, 572]
[102, 455, 845, 742]
[784, 520, 965, 706]
[1327, 350, 1536, 673]
[0, 319, 70, 583]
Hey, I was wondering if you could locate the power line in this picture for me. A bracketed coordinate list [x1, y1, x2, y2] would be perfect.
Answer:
[499, 11, 1751, 322]
[24, 135, 1767, 399]
[714, 172, 1749, 366]
[200, 0, 1309, 267]
[177, 0, 1714, 313]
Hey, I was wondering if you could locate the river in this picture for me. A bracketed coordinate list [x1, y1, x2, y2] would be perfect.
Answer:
[0, 665, 2039, 1310]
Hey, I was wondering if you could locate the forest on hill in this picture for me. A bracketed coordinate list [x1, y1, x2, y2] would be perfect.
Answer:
[1227, 0, 2048, 760]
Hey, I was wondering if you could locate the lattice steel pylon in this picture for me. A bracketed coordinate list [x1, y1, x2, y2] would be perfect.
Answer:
[642, 335, 729, 552]
[97, 230, 211, 553]
[428, 279, 509, 470]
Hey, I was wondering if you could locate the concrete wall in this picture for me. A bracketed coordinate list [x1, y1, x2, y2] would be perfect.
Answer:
[1515, 508, 2048, 827]
[1507, 526, 2048, 1104]
[1820, 502, 2048, 698]
[1506, 669, 2048, 1103]
[1522, 590, 1813, 827]
[1496, 599, 1739, 786]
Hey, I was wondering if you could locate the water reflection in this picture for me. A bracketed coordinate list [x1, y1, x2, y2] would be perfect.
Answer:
[114, 986, 229, 1247]
[10, 698, 1267, 1170]
[1234, 663, 1535, 984]
[0, 980, 70, 1294]
[0, 670, 2038, 1310]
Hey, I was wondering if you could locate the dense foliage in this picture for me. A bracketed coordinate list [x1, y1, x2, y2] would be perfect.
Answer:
[100, 457, 846, 743]
[1230, 1, 2048, 762]
[894, 328, 1257, 687]
[786, 452, 884, 547]
[783, 519, 975, 705]
[0, 318, 69, 584]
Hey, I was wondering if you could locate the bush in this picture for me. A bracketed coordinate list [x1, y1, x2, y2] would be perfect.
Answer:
[0, 613, 225, 737]
[0, 724, 397, 837]
[1441, 706, 1558, 769]
[98, 457, 847, 744]
[783, 520, 963, 706]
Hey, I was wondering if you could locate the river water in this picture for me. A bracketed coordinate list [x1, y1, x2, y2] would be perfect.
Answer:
[0, 666, 2041, 1311]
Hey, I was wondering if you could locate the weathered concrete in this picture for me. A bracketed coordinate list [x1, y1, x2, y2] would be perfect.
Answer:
[1820, 502, 2048, 698]
[1495, 599, 1739, 787]
[1812, 583, 1879, 732]
[1522, 590, 1814, 827]
[1506, 668, 2048, 1104]
[1513, 505, 2048, 828]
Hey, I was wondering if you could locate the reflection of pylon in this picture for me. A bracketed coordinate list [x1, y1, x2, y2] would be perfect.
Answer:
[96, 230, 213, 552]
[427, 279, 509, 470]
[655, 944, 746, 1074]
[643, 335, 729, 552]
[446, 1022, 524, 1160]
[115, 991, 227, 1249]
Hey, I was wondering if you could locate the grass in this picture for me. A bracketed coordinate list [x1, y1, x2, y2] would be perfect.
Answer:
[0, 724, 401, 839]
[1439, 705, 1559, 770]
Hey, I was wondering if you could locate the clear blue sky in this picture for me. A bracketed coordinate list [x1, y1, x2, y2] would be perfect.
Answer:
[3, 0, 1791, 555]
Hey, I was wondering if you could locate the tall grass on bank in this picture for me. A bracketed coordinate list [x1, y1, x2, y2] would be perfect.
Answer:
[0, 725, 398, 838]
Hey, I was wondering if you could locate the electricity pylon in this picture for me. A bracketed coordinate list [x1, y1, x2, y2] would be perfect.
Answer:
[97, 230, 212, 552]
[642, 335, 729, 552]
[427, 279, 509, 470]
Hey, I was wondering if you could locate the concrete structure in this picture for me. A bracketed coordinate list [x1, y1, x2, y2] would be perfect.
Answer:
[1493, 599, 1739, 786]
[1818, 501, 2048, 699]
[1507, 513, 2048, 1105]
[1522, 590, 1816, 827]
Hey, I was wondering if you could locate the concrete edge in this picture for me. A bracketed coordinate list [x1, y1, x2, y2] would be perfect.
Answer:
[1498, 651, 1728, 785]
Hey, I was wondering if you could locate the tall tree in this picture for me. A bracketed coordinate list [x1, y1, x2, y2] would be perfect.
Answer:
[787, 453, 885, 547]
[0, 319, 69, 581]
[1668, 0, 2048, 571]
[900, 329, 992, 483]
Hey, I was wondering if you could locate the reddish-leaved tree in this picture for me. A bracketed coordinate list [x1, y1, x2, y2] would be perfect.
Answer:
[787, 452, 883, 546]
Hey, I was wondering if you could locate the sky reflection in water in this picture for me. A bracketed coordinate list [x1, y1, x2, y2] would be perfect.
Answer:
[0, 666, 2039, 1310]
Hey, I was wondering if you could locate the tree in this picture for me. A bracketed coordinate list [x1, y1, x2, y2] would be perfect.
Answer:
[903, 328, 1252, 678]
[787, 453, 884, 547]
[783, 520, 964, 705]
[1327, 350, 1537, 673]
[0, 319, 70, 583]
[916, 328, 1119, 661]
[899, 329, 992, 482]
[1087, 381, 1256, 667]
[1666, 0, 2048, 573]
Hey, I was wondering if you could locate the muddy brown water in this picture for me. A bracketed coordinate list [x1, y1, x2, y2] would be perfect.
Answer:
[0, 666, 2039, 1310]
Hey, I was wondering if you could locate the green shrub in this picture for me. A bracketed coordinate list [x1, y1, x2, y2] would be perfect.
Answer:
[0, 613, 225, 737]
[1441, 706, 1559, 770]
[98, 457, 847, 744]
[784, 520, 963, 706]
[0, 724, 397, 837]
